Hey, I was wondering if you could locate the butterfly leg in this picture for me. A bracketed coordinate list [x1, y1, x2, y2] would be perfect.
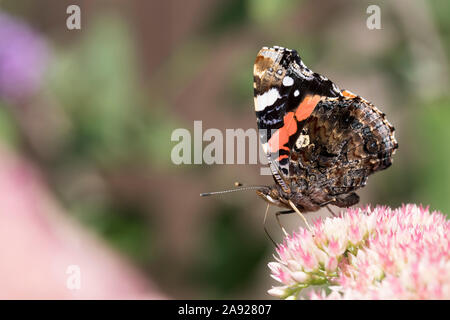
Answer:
[263, 203, 277, 247]
[288, 200, 312, 231]
[326, 205, 339, 217]
[275, 210, 294, 237]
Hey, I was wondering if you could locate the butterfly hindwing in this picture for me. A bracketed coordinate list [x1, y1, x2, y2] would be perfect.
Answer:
[289, 95, 397, 208]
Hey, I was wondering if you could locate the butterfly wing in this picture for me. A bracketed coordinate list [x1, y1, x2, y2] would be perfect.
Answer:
[253, 46, 398, 211]
[253, 46, 340, 191]
[289, 92, 398, 208]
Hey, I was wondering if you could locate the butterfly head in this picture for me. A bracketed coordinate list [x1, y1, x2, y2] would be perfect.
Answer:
[256, 185, 288, 208]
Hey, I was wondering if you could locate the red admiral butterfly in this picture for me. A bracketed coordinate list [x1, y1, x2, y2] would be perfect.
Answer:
[202, 46, 397, 233]
[253, 46, 397, 217]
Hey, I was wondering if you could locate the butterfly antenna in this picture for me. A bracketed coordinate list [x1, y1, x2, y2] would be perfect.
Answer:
[200, 183, 266, 197]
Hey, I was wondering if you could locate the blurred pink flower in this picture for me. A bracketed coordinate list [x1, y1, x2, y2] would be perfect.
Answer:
[268, 204, 450, 300]
[0, 144, 165, 299]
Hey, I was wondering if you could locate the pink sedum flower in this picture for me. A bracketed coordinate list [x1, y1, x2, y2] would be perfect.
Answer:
[268, 204, 450, 300]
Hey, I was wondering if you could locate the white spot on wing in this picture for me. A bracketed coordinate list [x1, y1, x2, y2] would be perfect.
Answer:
[296, 134, 310, 149]
[255, 88, 281, 112]
[294, 90, 300, 97]
[282, 76, 294, 86]
[332, 83, 340, 93]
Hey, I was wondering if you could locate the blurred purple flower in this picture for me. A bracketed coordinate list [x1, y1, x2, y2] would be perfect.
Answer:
[0, 11, 49, 102]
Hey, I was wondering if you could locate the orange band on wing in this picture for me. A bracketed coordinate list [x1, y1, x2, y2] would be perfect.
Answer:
[267, 111, 297, 154]
[266, 96, 321, 160]
[342, 90, 357, 98]
[295, 94, 321, 121]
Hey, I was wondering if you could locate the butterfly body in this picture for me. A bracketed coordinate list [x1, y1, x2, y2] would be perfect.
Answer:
[254, 46, 398, 213]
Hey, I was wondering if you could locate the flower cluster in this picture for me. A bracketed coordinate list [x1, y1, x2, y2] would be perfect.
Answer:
[268, 204, 450, 299]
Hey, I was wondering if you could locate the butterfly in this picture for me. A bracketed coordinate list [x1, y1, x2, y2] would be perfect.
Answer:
[252, 46, 397, 220]
[201, 46, 398, 238]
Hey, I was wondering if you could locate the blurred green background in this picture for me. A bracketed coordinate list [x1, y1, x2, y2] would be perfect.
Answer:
[0, 0, 449, 299]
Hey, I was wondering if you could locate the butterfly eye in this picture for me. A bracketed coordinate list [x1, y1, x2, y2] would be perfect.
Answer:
[277, 69, 283, 75]
[268, 67, 273, 73]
